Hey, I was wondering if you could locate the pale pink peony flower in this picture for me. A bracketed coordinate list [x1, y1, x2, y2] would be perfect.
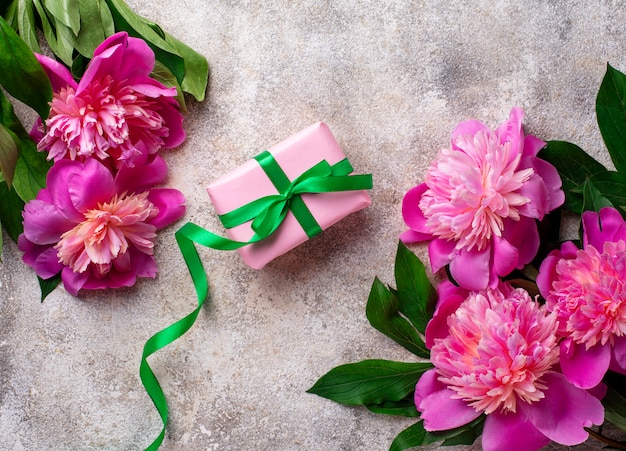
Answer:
[416, 281, 604, 451]
[34, 32, 185, 168]
[402, 108, 564, 290]
[18, 158, 185, 295]
[538, 207, 626, 389]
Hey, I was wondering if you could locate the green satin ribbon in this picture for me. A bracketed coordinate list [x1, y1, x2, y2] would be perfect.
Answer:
[140, 151, 372, 450]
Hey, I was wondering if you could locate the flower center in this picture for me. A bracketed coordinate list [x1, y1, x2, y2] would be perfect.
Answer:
[431, 286, 559, 415]
[39, 75, 170, 165]
[548, 240, 626, 348]
[419, 130, 533, 251]
[55, 192, 158, 276]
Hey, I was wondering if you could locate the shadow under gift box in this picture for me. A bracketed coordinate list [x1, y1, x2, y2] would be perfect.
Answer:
[206, 122, 372, 269]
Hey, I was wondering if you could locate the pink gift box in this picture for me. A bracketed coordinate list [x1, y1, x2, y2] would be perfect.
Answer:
[206, 122, 372, 269]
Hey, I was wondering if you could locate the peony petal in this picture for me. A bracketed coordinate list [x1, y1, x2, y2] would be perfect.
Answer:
[414, 368, 444, 408]
[522, 134, 547, 159]
[501, 216, 539, 268]
[147, 188, 186, 229]
[523, 155, 564, 211]
[449, 245, 491, 290]
[68, 159, 115, 212]
[560, 340, 610, 389]
[128, 251, 158, 278]
[425, 283, 466, 348]
[536, 251, 561, 298]
[61, 267, 88, 296]
[521, 372, 604, 446]
[35, 53, 77, 91]
[115, 155, 168, 194]
[612, 335, 626, 372]
[46, 160, 87, 222]
[32, 247, 64, 279]
[400, 229, 432, 243]
[516, 173, 550, 219]
[401, 184, 430, 232]
[492, 235, 519, 277]
[450, 119, 490, 152]
[582, 207, 623, 250]
[482, 410, 550, 451]
[22, 199, 75, 245]
[495, 107, 524, 157]
[428, 238, 455, 272]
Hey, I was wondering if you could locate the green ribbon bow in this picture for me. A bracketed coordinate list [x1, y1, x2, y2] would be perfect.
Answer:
[139, 151, 372, 450]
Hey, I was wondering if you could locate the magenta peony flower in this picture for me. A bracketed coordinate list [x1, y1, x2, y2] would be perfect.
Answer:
[35, 32, 185, 168]
[401, 107, 564, 290]
[18, 158, 185, 295]
[538, 207, 626, 389]
[416, 281, 604, 451]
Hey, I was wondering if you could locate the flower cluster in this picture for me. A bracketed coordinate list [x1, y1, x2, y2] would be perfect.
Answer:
[402, 108, 619, 450]
[18, 32, 186, 295]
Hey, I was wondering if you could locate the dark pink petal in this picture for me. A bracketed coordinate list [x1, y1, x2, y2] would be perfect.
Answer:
[414, 368, 443, 407]
[158, 101, 186, 148]
[501, 216, 539, 268]
[523, 156, 564, 211]
[18, 235, 63, 279]
[495, 107, 524, 157]
[492, 235, 519, 277]
[560, 339, 610, 389]
[612, 336, 626, 372]
[522, 134, 547, 159]
[35, 53, 77, 91]
[425, 283, 466, 348]
[22, 199, 75, 245]
[517, 173, 550, 219]
[449, 245, 491, 290]
[115, 155, 168, 194]
[582, 208, 623, 250]
[147, 188, 186, 229]
[482, 410, 550, 451]
[420, 388, 481, 431]
[61, 267, 88, 296]
[560, 240, 579, 259]
[400, 229, 431, 243]
[129, 251, 158, 278]
[521, 372, 603, 445]
[536, 251, 561, 298]
[68, 159, 115, 212]
[428, 238, 455, 272]
[46, 160, 87, 222]
[450, 119, 490, 152]
[402, 184, 429, 232]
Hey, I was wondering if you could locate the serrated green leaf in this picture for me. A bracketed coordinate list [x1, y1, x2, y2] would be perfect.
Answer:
[389, 421, 428, 451]
[394, 241, 435, 334]
[366, 278, 430, 358]
[366, 394, 419, 417]
[105, 0, 184, 82]
[13, 137, 51, 202]
[582, 177, 613, 214]
[17, 0, 40, 52]
[38, 273, 61, 301]
[72, 0, 109, 57]
[151, 60, 186, 113]
[307, 359, 431, 407]
[0, 15, 53, 120]
[0, 123, 19, 188]
[597, 63, 626, 173]
[43, 0, 80, 35]
[164, 32, 208, 101]
[538, 141, 607, 213]
[0, 180, 24, 242]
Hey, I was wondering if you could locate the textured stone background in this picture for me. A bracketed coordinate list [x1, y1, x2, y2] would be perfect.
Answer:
[2, 1, 626, 450]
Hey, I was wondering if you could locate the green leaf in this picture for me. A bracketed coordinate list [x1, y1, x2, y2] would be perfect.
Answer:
[0, 123, 19, 188]
[426, 416, 485, 446]
[17, 0, 40, 52]
[13, 137, 51, 202]
[597, 63, 626, 173]
[307, 359, 432, 406]
[163, 32, 209, 101]
[72, 0, 110, 57]
[3, 0, 18, 27]
[389, 421, 428, 451]
[589, 171, 626, 214]
[581, 177, 613, 213]
[53, 19, 80, 66]
[38, 273, 61, 302]
[603, 372, 626, 433]
[0, 180, 24, 242]
[105, 0, 185, 82]
[0, 15, 53, 120]
[32, 0, 61, 61]
[394, 241, 436, 334]
[365, 394, 419, 417]
[43, 0, 80, 35]
[151, 60, 186, 113]
[366, 278, 430, 358]
[538, 140, 607, 213]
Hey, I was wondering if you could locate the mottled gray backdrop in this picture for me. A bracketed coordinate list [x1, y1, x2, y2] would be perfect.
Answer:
[2, 1, 625, 450]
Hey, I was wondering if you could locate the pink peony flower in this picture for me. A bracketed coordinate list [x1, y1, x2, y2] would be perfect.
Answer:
[18, 158, 185, 295]
[538, 207, 626, 389]
[416, 281, 604, 451]
[402, 108, 564, 290]
[34, 32, 185, 168]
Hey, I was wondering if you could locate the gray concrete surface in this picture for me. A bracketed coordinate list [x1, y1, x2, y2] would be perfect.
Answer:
[2, 1, 626, 449]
